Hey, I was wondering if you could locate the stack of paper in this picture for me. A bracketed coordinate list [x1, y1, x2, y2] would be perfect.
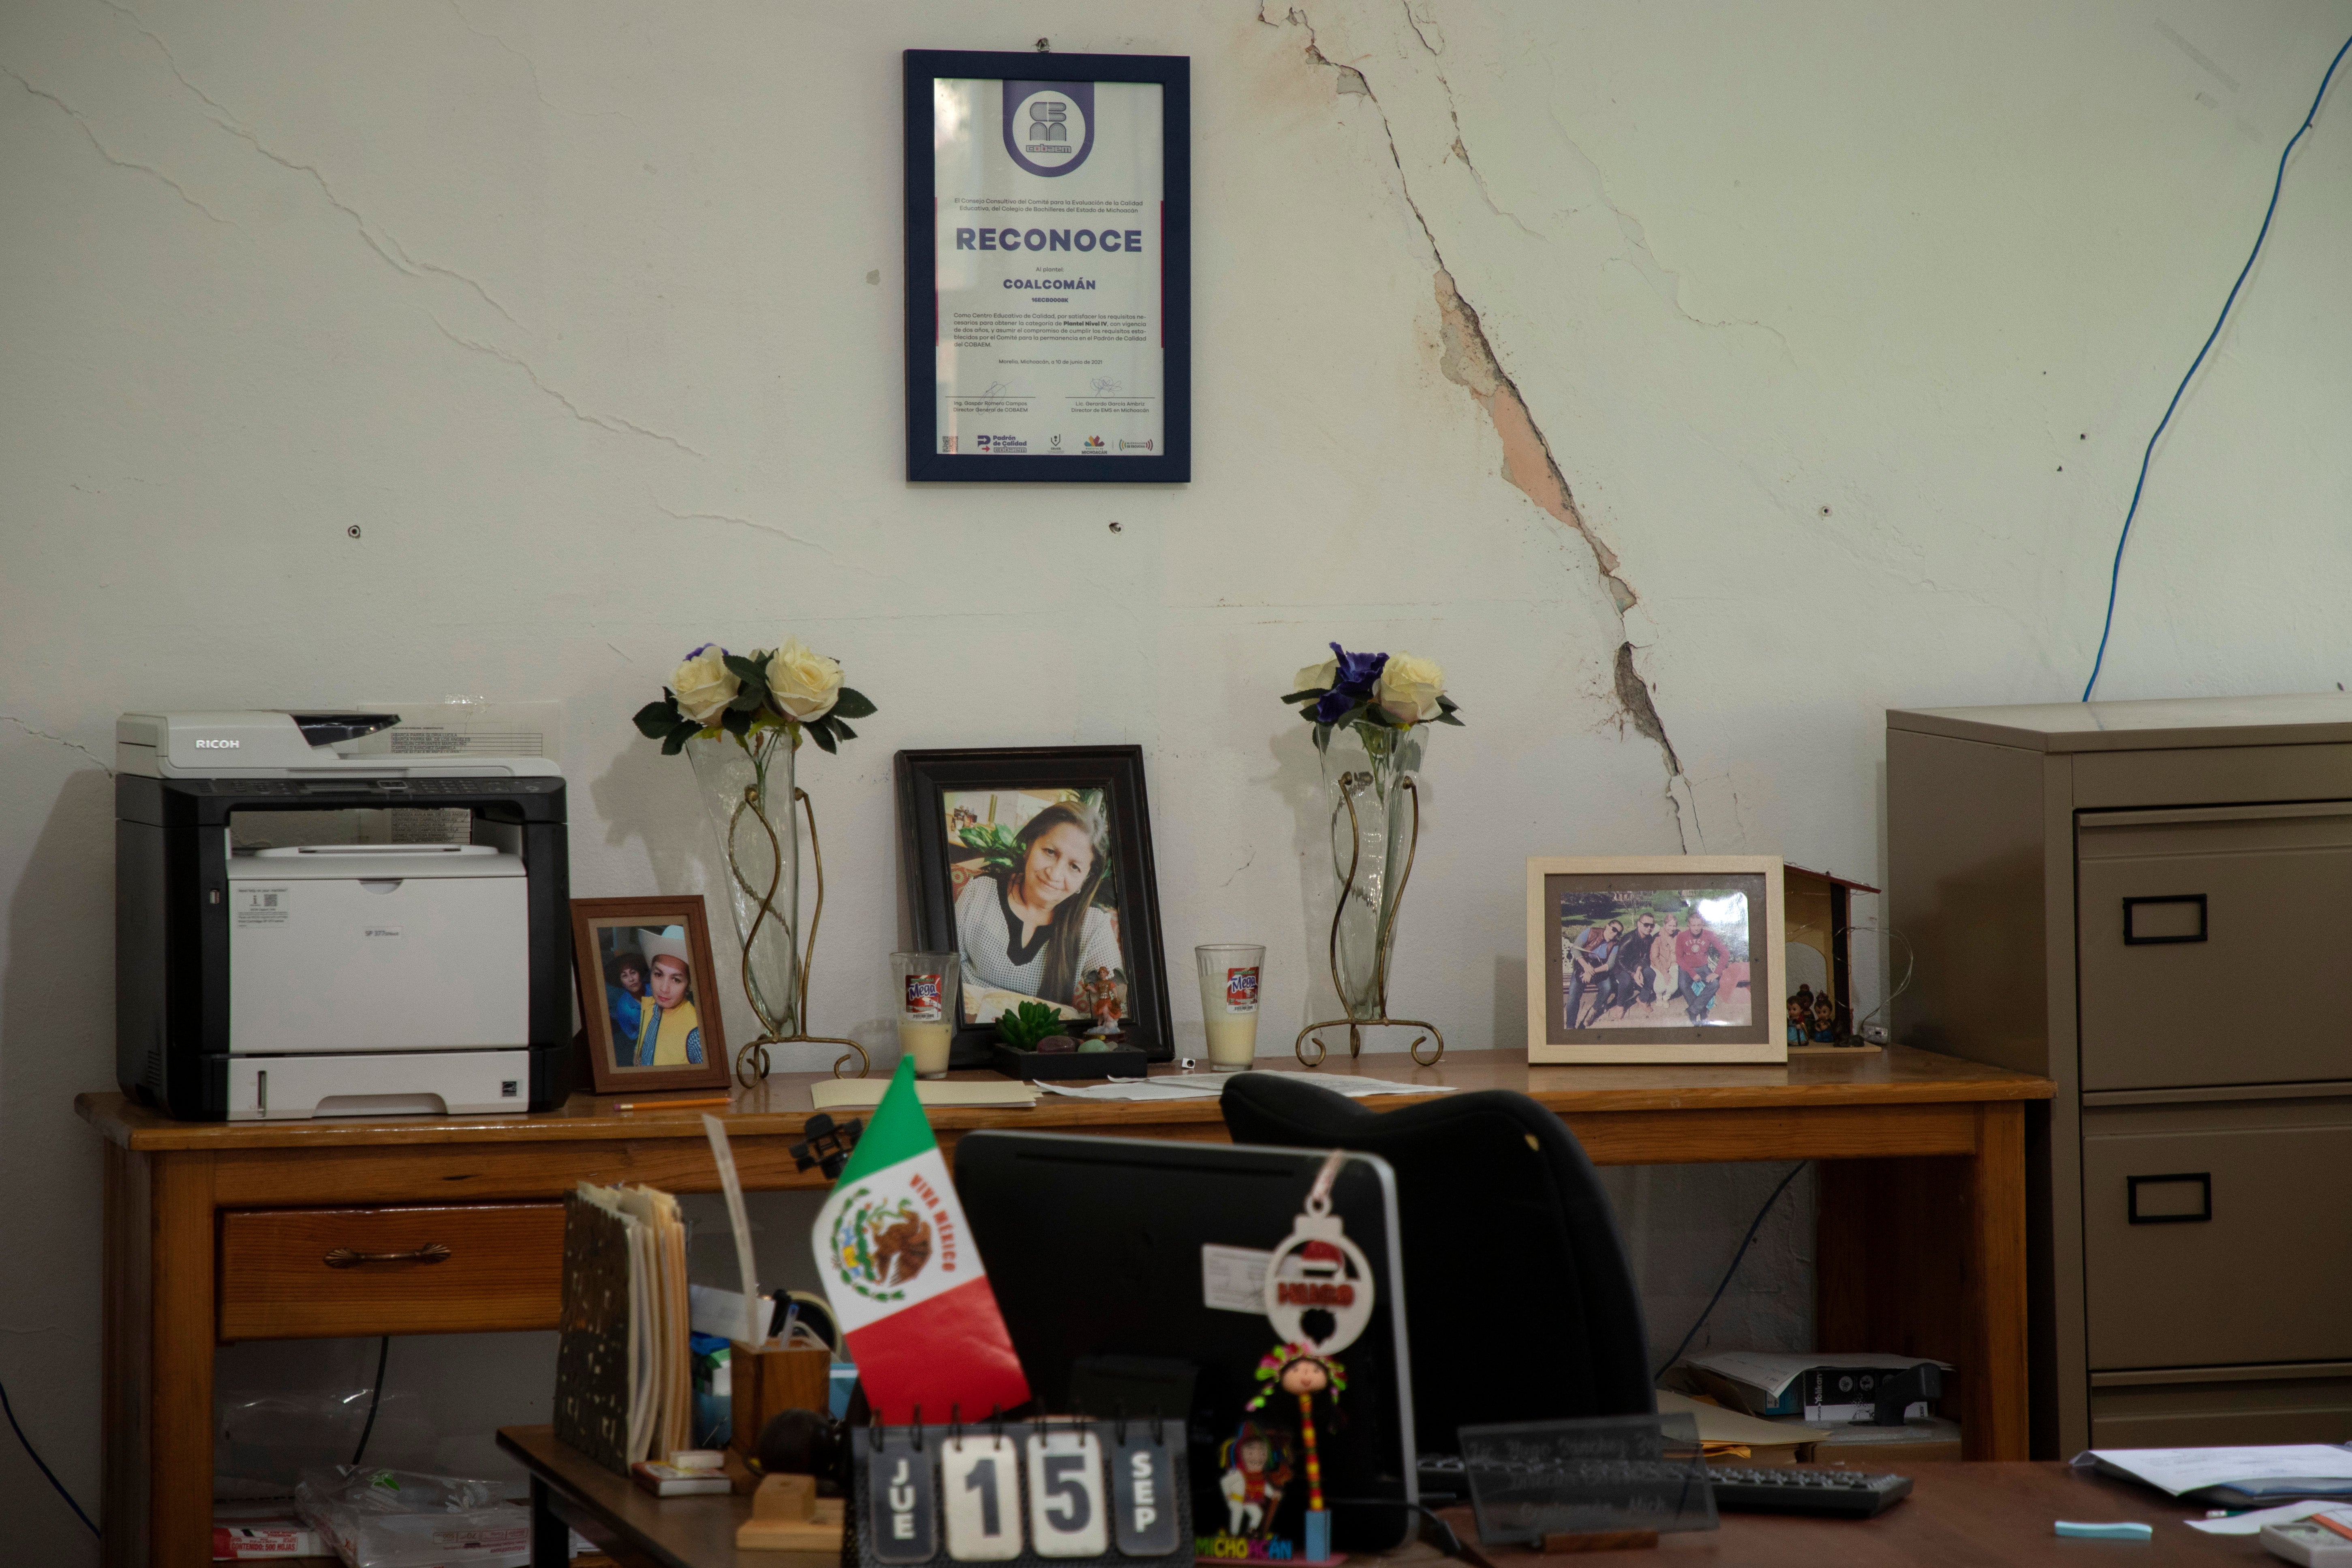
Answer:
[553, 1181, 693, 1472]
[2084, 1445, 2352, 1502]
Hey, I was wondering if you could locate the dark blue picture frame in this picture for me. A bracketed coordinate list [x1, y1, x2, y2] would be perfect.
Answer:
[903, 49, 1191, 484]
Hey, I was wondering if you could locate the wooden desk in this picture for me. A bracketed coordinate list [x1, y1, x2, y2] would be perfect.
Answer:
[498, 1424, 2256, 1568]
[79, 1045, 2050, 1567]
[1448, 1465, 2270, 1564]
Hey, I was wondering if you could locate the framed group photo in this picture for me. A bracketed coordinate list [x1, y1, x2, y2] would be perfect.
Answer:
[569, 896, 732, 1095]
[1525, 856, 1787, 1065]
[903, 49, 1191, 483]
[896, 746, 1173, 1067]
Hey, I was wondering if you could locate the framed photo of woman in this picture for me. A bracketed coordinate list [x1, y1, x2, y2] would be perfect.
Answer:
[568, 896, 731, 1095]
[896, 746, 1173, 1067]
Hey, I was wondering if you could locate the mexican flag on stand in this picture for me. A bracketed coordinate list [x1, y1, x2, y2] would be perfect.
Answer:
[811, 1058, 1031, 1423]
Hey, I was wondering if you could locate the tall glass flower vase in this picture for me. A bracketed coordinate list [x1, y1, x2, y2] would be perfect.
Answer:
[1299, 723, 1445, 1066]
[686, 731, 802, 1057]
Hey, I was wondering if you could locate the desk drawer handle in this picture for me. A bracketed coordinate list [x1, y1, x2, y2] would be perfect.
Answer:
[323, 1243, 452, 1269]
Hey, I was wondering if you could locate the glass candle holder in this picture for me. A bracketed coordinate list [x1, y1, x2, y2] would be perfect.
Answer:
[1196, 944, 1265, 1071]
[891, 952, 959, 1078]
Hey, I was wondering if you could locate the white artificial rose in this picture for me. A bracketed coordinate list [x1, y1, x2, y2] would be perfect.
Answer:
[1293, 655, 1339, 692]
[1377, 651, 1446, 723]
[670, 644, 740, 725]
[766, 636, 843, 722]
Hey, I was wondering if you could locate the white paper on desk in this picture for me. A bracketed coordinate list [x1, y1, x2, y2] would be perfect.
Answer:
[2085, 1446, 2352, 1497]
[1685, 1350, 1950, 1402]
[1037, 1079, 1221, 1102]
[1161, 1071, 1456, 1098]
[2186, 1501, 2352, 1535]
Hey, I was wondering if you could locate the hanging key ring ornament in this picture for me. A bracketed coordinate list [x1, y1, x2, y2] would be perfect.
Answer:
[1262, 1151, 1375, 1355]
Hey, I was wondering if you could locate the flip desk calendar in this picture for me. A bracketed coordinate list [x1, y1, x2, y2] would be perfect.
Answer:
[849, 1417, 1192, 1568]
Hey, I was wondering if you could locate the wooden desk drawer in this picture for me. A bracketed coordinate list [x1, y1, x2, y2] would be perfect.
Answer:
[218, 1203, 564, 1340]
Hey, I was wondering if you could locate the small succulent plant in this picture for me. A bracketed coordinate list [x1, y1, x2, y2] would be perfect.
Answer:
[995, 1001, 1063, 1050]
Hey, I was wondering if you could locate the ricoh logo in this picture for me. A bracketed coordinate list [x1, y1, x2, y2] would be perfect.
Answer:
[195, 738, 240, 749]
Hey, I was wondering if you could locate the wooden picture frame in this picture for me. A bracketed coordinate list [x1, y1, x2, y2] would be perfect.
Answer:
[903, 49, 1191, 483]
[1525, 856, 1787, 1065]
[895, 746, 1174, 1067]
[569, 896, 732, 1095]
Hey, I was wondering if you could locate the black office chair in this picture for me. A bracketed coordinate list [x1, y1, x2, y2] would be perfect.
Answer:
[1221, 1074, 1654, 1460]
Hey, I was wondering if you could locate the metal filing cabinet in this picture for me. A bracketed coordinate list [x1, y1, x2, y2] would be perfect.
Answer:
[1887, 695, 2352, 1457]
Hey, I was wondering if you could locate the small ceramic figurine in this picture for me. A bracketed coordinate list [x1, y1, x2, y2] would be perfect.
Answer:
[1809, 995, 1840, 1044]
[1216, 1420, 1292, 1539]
[1786, 995, 1809, 1048]
[1248, 1344, 1348, 1562]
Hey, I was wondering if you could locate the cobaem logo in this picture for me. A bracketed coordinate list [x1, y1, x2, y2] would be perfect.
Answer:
[1002, 80, 1095, 177]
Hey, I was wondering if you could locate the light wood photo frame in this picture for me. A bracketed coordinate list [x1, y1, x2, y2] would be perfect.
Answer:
[1525, 855, 1787, 1065]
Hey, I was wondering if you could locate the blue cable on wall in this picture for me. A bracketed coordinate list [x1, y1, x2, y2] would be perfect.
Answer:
[2081, 31, 2352, 703]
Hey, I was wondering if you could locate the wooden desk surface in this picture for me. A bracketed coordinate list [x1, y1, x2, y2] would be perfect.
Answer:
[497, 1430, 2257, 1568]
[1473, 1464, 2265, 1564]
[76, 1044, 2050, 1152]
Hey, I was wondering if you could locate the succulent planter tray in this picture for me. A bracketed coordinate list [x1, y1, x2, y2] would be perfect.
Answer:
[988, 1044, 1149, 1081]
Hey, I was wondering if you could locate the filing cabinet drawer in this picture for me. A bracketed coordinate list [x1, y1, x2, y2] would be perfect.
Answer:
[218, 1203, 563, 1340]
[2090, 1365, 2352, 1448]
[2077, 802, 2352, 1091]
[2083, 1100, 2352, 1369]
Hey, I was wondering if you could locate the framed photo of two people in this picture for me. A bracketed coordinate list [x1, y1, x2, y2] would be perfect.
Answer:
[1526, 856, 1787, 1065]
[896, 746, 1174, 1069]
[569, 895, 732, 1095]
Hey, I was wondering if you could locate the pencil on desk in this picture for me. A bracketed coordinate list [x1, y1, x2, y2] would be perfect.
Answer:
[614, 1095, 733, 1111]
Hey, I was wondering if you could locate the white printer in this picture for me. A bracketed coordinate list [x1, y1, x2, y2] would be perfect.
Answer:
[115, 711, 573, 1120]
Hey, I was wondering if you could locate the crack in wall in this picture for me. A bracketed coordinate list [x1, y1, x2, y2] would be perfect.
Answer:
[650, 498, 880, 577]
[1540, 103, 1792, 360]
[1, 715, 113, 775]
[430, 317, 706, 457]
[97, 0, 524, 329]
[1271, 3, 1698, 849]
[4, 66, 235, 226]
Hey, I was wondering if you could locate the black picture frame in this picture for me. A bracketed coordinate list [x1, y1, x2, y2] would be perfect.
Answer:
[895, 746, 1174, 1067]
[903, 49, 1192, 484]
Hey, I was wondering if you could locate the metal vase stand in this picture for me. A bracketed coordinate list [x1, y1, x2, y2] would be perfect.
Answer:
[1294, 768, 1446, 1068]
[726, 779, 869, 1083]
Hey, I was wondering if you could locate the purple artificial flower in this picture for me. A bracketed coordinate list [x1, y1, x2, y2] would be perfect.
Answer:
[1311, 687, 1358, 723]
[1328, 642, 1388, 696]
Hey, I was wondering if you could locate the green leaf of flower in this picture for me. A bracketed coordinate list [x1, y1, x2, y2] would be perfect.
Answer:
[831, 687, 878, 720]
[829, 717, 857, 741]
[1435, 712, 1466, 726]
[660, 729, 691, 756]
[1312, 723, 1332, 754]
[720, 707, 752, 738]
[633, 696, 682, 738]
[808, 719, 839, 754]
[1279, 689, 1326, 704]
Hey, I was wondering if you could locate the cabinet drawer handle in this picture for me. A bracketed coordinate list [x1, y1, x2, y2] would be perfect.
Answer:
[2123, 894, 2207, 946]
[323, 1243, 453, 1269]
[2128, 1173, 2211, 1224]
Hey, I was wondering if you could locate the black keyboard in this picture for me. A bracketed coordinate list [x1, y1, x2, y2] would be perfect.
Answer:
[1708, 1467, 1912, 1517]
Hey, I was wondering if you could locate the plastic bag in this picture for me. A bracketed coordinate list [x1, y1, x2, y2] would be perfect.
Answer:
[294, 1467, 531, 1568]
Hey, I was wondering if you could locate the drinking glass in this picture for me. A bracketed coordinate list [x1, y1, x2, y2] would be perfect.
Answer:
[1195, 944, 1265, 1071]
[891, 952, 959, 1078]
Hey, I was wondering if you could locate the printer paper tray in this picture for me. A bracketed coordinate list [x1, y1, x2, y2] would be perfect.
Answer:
[227, 1050, 532, 1120]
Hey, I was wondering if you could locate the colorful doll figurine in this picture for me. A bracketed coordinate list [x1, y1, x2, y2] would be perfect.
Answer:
[1216, 1421, 1292, 1539]
[1810, 995, 1840, 1044]
[1249, 1345, 1348, 1561]
[1785, 995, 1808, 1048]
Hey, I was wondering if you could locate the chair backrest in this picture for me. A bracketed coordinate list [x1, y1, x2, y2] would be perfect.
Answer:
[1220, 1074, 1654, 1456]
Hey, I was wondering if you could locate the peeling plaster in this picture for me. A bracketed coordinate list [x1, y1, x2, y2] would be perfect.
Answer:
[431, 317, 706, 457]
[1, 715, 113, 775]
[1272, 3, 1699, 849]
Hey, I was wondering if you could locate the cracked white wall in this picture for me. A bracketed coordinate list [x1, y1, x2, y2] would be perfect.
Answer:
[6, 0, 2351, 1545]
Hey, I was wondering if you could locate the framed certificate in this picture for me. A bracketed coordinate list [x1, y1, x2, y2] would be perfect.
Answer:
[904, 50, 1191, 483]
